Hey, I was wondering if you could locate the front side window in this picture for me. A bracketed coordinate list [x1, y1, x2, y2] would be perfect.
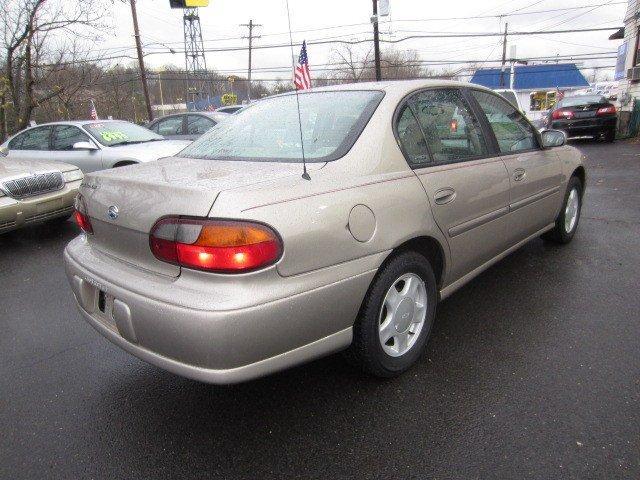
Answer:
[8, 126, 51, 151]
[472, 90, 538, 153]
[52, 125, 92, 151]
[186, 115, 215, 135]
[179, 90, 384, 163]
[83, 121, 164, 147]
[156, 116, 184, 136]
[405, 89, 488, 165]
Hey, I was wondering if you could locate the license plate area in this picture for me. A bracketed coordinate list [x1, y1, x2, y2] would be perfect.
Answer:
[96, 290, 117, 331]
[36, 198, 63, 213]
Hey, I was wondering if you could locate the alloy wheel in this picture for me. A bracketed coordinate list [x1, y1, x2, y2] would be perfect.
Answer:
[564, 188, 579, 233]
[378, 273, 428, 357]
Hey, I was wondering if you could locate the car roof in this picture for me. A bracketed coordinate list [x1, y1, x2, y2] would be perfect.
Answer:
[200, 111, 230, 119]
[21, 119, 132, 128]
[272, 79, 493, 98]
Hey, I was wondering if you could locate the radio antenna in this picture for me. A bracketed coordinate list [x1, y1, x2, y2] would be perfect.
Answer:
[285, 0, 311, 181]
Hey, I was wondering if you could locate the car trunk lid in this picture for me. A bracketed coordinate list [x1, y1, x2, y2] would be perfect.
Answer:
[80, 156, 310, 277]
[564, 101, 611, 119]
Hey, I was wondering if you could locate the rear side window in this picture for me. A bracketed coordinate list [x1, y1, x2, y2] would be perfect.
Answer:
[472, 90, 538, 153]
[52, 125, 92, 151]
[186, 115, 215, 135]
[8, 126, 51, 151]
[396, 105, 429, 166]
[400, 88, 488, 165]
[156, 116, 184, 136]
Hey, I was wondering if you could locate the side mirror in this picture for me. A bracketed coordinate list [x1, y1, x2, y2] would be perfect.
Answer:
[541, 129, 566, 148]
[73, 141, 98, 151]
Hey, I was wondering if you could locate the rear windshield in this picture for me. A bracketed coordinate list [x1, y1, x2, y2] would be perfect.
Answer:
[178, 90, 384, 163]
[558, 95, 607, 107]
[84, 121, 164, 146]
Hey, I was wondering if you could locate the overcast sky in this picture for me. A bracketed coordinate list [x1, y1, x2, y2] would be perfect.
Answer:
[96, 0, 627, 81]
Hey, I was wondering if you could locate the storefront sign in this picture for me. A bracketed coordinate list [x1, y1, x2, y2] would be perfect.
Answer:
[615, 42, 627, 81]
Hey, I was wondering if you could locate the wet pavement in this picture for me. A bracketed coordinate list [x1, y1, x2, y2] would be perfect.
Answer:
[1, 140, 639, 479]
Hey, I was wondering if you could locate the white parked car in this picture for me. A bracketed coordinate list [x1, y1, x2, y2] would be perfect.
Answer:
[1, 120, 191, 173]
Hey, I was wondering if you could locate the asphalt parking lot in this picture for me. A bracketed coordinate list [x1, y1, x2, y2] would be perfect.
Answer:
[1, 140, 639, 479]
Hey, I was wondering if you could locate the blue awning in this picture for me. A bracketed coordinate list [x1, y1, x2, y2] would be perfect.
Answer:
[470, 63, 590, 90]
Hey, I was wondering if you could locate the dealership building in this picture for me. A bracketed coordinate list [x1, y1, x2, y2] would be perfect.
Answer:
[610, 0, 640, 136]
[470, 63, 590, 124]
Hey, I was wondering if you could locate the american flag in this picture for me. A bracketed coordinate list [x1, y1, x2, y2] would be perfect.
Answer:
[294, 41, 311, 90]
[89, 99, 99, 120]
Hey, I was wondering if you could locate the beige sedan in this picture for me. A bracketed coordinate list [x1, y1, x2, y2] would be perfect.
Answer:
[64, 80, 585, 384]
[0, 151, 83, 233]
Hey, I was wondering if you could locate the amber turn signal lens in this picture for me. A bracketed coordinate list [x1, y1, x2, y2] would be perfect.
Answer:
[195, 223, 275, 247]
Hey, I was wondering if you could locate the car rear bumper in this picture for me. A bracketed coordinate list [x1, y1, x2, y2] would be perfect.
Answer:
[551, 117, 616, 137]
[0, 180, 80, 233]
[64, 236, 383, 384]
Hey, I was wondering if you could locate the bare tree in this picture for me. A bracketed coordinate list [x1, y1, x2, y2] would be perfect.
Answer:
[331, 44, 374, 82]
[1, 0, 108, 139]
[316, 45, 431, 86]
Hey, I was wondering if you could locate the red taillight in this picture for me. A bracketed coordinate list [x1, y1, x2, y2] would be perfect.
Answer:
[552, 109, 574, 120]
[149, 217, 283, 273]
[74, 194, 93, 234]
[596, 105, 616, 116]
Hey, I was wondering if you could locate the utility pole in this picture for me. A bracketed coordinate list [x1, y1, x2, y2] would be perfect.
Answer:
[129, 0, 153, 121]
[241, 19, 261, 102]
[500, 22, 508, 88]
[372, 0, 382, 81]
[157, 71, 165, 115]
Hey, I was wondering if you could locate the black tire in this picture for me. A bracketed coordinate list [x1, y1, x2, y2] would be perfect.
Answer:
[542, 176, 583, 244]
[603, 128, 615, 143]
[345, 251, 437, 378]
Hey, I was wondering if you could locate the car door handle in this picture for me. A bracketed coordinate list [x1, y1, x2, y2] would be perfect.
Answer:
[434, 187, 456, 205]
[513, 168, 526, 182]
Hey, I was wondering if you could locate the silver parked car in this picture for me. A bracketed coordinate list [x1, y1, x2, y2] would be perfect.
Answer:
[146, 112, 229, 141]
[64, 80, 585, 384]
[1, 120, 191, 173]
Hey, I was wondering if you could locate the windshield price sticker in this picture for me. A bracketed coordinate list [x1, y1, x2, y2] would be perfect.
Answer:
[100, 131, 128, 142]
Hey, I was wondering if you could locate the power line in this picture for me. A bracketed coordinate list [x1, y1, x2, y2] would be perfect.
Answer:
[133, 1, 626, 47]
[184, 27, 622, 54]
[535, 0, 618, 31]
[148, 60, 617, 77]
[136, 64, 619, 83]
